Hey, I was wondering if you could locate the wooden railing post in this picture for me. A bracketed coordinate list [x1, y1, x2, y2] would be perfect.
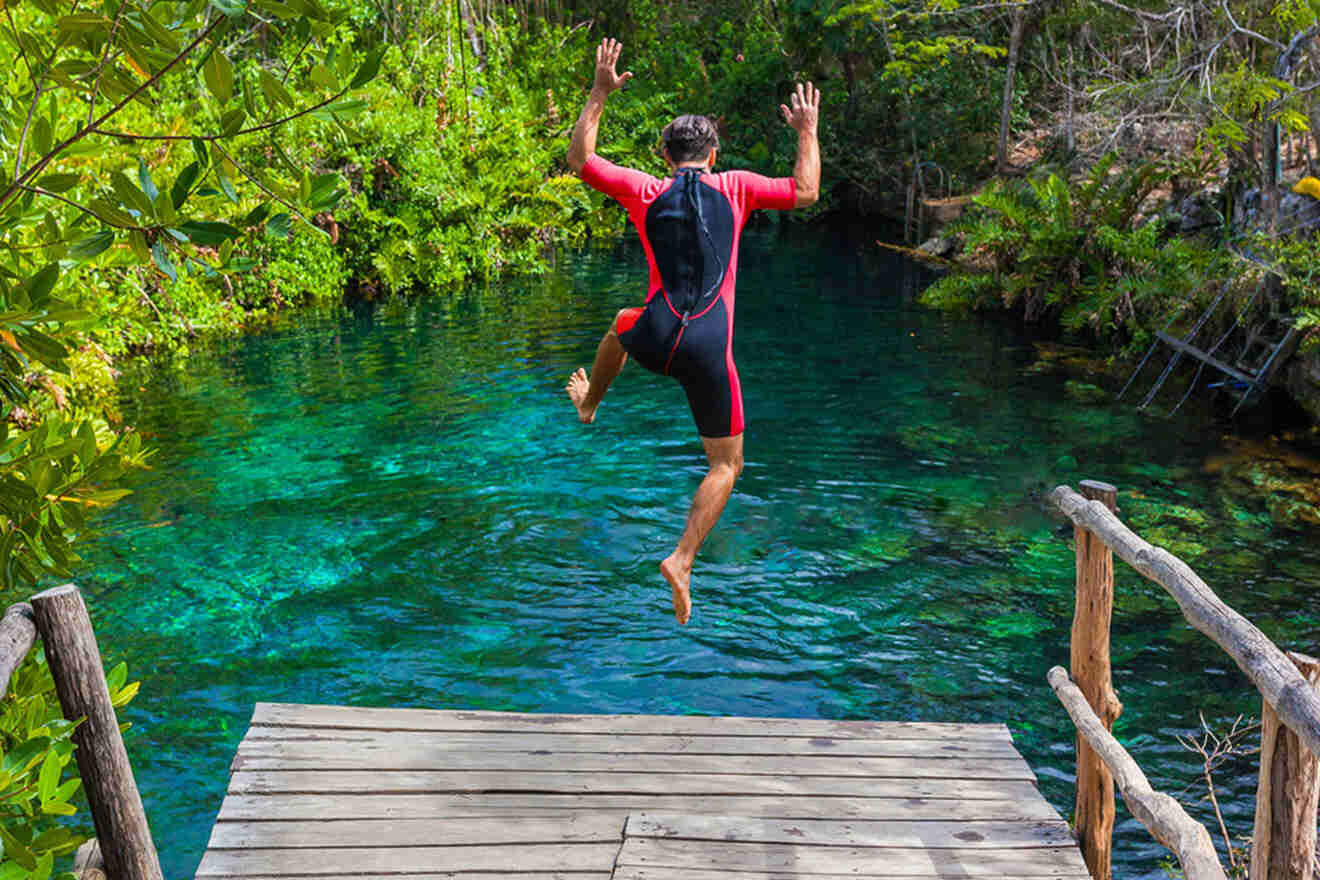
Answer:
[1071, 479, 1123, 880]
[1251, 651, 1320, 880]
[30, 585, 163, 880]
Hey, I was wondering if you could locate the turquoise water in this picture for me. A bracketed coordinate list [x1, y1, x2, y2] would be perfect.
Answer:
[75, 229, 1320, 878]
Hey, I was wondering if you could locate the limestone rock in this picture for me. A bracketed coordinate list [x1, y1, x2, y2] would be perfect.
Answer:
[1286, 345, 1320, 423]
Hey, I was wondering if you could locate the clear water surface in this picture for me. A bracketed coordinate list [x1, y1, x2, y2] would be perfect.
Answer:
[74, 228, 1320, 878]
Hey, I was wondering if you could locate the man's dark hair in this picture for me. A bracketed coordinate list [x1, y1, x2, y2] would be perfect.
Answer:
[661, 115, 719, 163]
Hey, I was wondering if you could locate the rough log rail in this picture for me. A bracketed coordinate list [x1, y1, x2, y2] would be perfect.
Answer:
[1049, 482, 1320, 880]
[0, 587, 160, 880]
[1048, 667, 1227, 880]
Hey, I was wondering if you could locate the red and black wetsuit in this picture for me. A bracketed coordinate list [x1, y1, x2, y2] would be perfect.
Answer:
[582, 154, 797, 438]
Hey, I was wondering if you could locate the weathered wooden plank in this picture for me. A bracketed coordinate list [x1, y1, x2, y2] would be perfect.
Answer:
[194, 843, 620, 876]
[624, 813, 1076, 849]
[251, 703, 1013, 740]
[615, 837, 1090, 875]
[238, 728, 1023, 757]
[215, 793, 1064, 822]
[229, 744, 1036, 780]
[612, 871, 1091, 880]
[227, 770, 1044, 800]
[206, 814, 625, 849]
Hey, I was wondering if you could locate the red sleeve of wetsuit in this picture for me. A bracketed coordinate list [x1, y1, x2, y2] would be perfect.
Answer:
[581, 154, 657, 209]
[728, 170, 798, 211]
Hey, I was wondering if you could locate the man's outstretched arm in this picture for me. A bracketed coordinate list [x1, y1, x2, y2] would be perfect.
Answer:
[780, 82, 821, 207]
[566, 38, 633, 174]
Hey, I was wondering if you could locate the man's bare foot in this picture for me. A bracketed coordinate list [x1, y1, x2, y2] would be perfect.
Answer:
[660, 554, 691, 624]
[565, 367, 597, 424]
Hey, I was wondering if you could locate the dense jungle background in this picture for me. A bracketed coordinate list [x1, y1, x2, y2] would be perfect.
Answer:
[3, 0, 1320, 875]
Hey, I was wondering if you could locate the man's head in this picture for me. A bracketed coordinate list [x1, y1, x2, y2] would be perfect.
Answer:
[661, 114, 719, 167]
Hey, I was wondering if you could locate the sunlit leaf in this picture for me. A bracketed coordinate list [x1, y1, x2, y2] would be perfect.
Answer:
[204, 48, 233, 103]
[36, 752, 58, 804]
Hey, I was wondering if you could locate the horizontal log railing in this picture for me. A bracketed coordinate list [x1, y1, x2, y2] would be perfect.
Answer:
[1050, 482, 1320, 880]
[0, 585, 160, 880]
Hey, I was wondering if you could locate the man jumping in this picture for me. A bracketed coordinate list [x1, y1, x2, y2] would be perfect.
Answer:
[565, 38, 821, 625]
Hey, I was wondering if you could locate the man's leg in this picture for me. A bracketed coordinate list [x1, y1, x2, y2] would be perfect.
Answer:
[660, 433, 744, 625]
[566, 309, 634, 423]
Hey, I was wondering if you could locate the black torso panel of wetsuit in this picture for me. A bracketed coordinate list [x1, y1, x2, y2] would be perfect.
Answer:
[644, 169, 736, 318]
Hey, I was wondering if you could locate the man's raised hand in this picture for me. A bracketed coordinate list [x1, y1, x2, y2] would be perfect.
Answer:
[594, 38, 633, 94]
[780, 81, 820, 134]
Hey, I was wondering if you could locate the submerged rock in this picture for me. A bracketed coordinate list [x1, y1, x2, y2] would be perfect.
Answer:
[1285, 345, 1320, 424]
[1204, 433, 1320, 528]
[1064, 380, 1109, 405]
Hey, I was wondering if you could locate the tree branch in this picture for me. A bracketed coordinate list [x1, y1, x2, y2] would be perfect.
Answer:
[17, 186, 152, 233]
[210, 141, 314, 228]
[87, 85, 352, 142]
[0, 15, 223, 214]
[87, 3, 130, 127]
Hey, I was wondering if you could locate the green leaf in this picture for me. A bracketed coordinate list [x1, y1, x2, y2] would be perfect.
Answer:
[309, 63, 336, 90]
[112, 173, 154, 219]
[171, 162, 200, 210]
[266, 212, 292, 239]
[68, 231, 114, 261]
[221, 107, 246, 136]
[26, 264, 59, 304]
[37, 751, 59, 803]
[178, 221, 240, 246]
[244, 202, 271, 226]
[251, 0, 297, 16]
[38, 801, 76, 817]
[192, 137, 210, 170]
[153, 190, 177, 225]
[87, 198, 138, 228]
[34, 173, 80, 193]
[204, 49, 234, 103]
[350, 47, 384, 89]
[106, 662, 128, 692]
[56, 13, 110, 33]
[31, 118, 53, 157]
[49, 777, 81, 804]
[210, 0, 247, 17]
[110, 680, 140, 708]
[129, 230, 151, 262]
[137, 159, 160, 202]
[258, 69, 294, 109]
[217, 170, 239, 204]
[151, 241, 177, 282]
[137, 9, 180, 52]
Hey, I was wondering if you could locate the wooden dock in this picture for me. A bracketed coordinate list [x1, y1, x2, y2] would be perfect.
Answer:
[196, 703, 1090, 879]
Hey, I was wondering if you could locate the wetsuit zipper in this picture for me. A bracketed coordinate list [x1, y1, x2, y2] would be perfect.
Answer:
[663, 310, 690, 375]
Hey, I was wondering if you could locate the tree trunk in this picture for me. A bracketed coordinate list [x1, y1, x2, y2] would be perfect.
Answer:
[1250, 652, 1320, 880]
[998, 6, 1027, 174]
[1070, 480, 1123, 880]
